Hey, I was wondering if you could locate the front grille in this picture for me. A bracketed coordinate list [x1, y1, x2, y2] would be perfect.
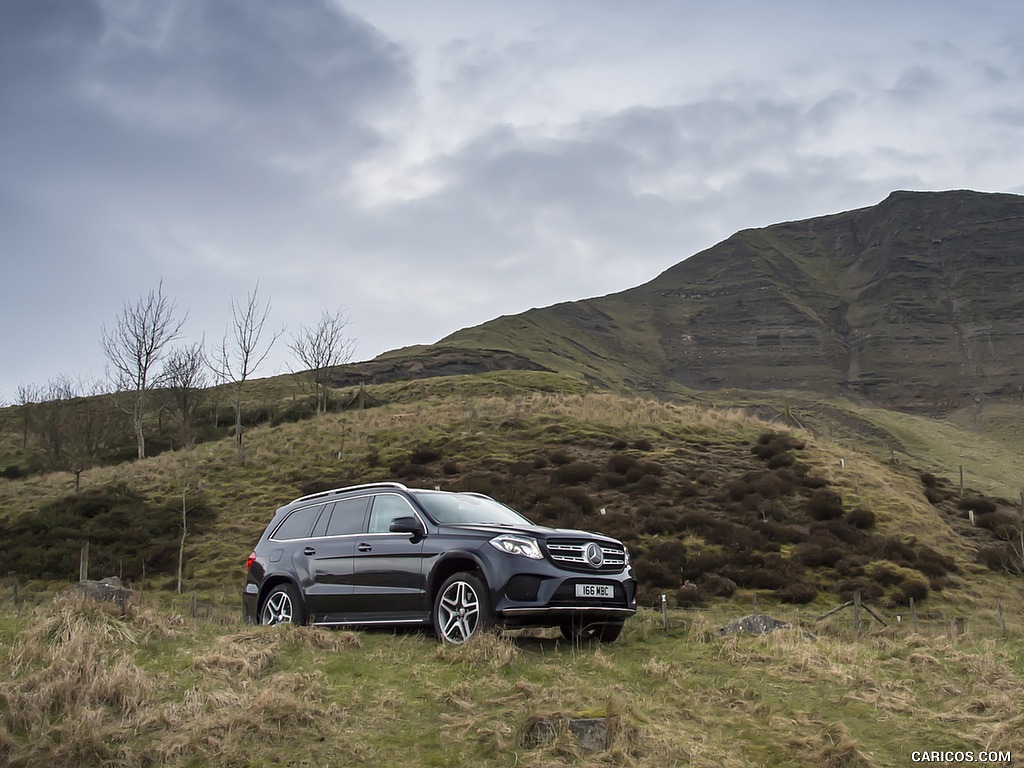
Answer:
[546, 539, 626, 573]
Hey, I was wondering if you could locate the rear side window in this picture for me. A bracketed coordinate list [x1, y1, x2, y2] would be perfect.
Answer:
[324, 496, 370, 536]
[272, 504, 323, 541]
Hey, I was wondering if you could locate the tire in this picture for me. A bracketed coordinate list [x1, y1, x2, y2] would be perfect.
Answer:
[260, 583, 304, 626]
[433, 572, 492, 644]
[560, 619, 624, 644]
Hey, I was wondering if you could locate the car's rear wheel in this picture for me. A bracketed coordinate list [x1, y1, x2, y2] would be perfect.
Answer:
[260, 583, 304, 625]
[434, 572, 491, 644]
[560, 619, 624, 644]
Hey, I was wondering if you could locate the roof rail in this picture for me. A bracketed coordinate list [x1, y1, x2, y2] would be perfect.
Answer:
[291, 481, 409, 504]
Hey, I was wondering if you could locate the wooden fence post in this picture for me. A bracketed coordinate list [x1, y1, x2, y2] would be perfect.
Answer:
[191, 591, 198, 618]
[909, 597, 918, 633]
[951, 616, 967, 637]
[854, 591, 862, 635]
[998, 602, 1006, 636]
[79, 541, 89, 582]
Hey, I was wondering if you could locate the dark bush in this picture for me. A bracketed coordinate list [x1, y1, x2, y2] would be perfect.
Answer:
[394, 463, 424, 479]
[896, 577, 930, 604]
[626, 461, 664, 482]
[409, 446, 441, 464]
[977, 544, 1020, 573]
[778, 581, 819, 604]
[2, 465, 27, 480]
[462, 473, 504, 494]
[725, 479, 750, 502]
[924, 487, 943, 505]
[532, 455, 548, 470]
[554, 488, 595, 515]
[833, 557, 866, 577]
[509, 461, 534, 476]
[606, 454, 637, 474]
[442, 461, 460, 476]
[913, 545, 958, 577]
[633, 558, 678, 587]
[751, 519, 806, 545]
[627, 475, 661, 496]
[365, 451, 381, 467]
[801, 476, 830, 489]
[958, 496, 997, 515]
[679, 551, 730, 581]
[552, 462, 599, 486]
[548, 450, 573, 466]
[632, 438, 653, 451]
[675, 479, 699, 499]
[698, 572, 737, 598]
[876, 538, 917, 566]
[814, 520, 867, 546]
[807, 489, 844, 521]
[767, 451, 796, 469]
[610, 439, 629, 450]
[975, 511, 1020, 540]
[847, 507, 876, 530]
[600, 472, 629, 489]
[675, 583, 703, 606]
[920, 472, 937, 488]
[649, 539, 687, 568]
[836, 579, 885, 602]
[870, 565, 904, 587]
[795, 543, 844, 568]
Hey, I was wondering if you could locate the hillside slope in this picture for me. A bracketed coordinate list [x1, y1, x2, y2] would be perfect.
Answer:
[433, 190, 1024, 412]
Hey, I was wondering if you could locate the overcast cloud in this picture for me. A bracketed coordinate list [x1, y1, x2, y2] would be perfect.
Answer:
[3, 0, 1024, 401]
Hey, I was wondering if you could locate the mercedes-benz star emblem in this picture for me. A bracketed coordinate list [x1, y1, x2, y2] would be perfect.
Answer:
[585, 542, 604, 568]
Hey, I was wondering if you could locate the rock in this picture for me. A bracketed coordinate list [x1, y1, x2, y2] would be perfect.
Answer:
[716, 614, 791, 637]
[524, 715, 609, 754]
[71, 576, 134, 606]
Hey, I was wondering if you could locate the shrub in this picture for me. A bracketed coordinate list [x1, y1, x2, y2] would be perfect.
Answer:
[532, 456, 548, 470]
[632, 438, 653, 451]
[509, 461, 534, 476]
[600, 472, 628, 489]
[913, 545, 958, 577]
[627, 475, 661, 495]
[409, 446, 442, 464]
[610, 439, 629, 450]
[807, 489, 844, 521]
[649, 539, 687, 569]
[847, 507, 876, 530]
[633, 559, 678, 587]
[2, 465, 27, 480]
[767, 451, 796, 469]
[548, 451, 573, 466]
[606, 454, 637, 475]
[552, 462, 599, 486]
[778, 581, 818, 604]
[442, 461, 460, 475]
[698, 572, 737, 598]
[751, 519, 806, 545]
[814, 520, 866, 546]
[554, 488, 595, 515]
[924, 487, 943, 505]
[876, 538, 917, 566]
[920, 472, 937, 488]
[679, 551, 730, 581]
[977, 544, 1020, 573]
[869, 565, 904, 587]
[975, 511, 1020, 540]
[958, 496, 997, 515]
[675, 583, 703, 606]
[801, 476, 829, 489]
[896, 577, 929, 604]
[795, 543, 844, 568]
[675, 479, 699, 499]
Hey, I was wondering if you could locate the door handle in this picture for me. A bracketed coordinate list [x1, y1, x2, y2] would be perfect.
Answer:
[357, 543, 372, 552]
[303, 547, 316, 556]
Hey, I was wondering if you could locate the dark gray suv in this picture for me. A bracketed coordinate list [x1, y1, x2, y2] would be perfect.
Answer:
[242, 482, 637, 643]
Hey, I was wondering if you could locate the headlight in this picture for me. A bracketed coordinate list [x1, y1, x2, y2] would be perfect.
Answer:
[489, 534, 544, 559]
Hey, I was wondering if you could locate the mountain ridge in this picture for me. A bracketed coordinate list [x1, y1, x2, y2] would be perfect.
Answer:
[416, 189, 1024, 413]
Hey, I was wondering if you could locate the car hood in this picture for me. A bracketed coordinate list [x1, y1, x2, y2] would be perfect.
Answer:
[438, 522, 621, 544]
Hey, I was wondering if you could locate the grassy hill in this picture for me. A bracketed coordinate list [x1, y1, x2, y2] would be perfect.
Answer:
[3, 370, 1024, 766]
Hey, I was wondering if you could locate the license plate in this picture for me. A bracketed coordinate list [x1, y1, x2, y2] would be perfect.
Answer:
[575, 584, 613, 598]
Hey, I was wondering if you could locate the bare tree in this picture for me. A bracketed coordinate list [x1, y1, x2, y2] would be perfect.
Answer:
[161, 342, 209, 450]
[16, 382, 43, 450]
[288, 307, 356, 415]
[101, 281, 186, 459]
[210, 282, 282, 453]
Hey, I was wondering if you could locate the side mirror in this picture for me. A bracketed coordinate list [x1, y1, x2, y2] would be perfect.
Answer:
[389, 516, 425, 538]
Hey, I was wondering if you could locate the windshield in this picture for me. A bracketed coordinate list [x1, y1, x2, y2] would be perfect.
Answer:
[411, 491, 533, 526]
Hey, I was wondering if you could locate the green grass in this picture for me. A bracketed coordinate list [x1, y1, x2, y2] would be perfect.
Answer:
[2, 595, 1023, 767]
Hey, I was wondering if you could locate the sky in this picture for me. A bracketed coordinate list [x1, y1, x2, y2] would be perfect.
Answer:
[3, 0, 1024, 402]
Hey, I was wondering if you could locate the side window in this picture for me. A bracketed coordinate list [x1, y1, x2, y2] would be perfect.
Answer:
[368, 494, 416, 533]
[325, 496, 370, 536]
[273, 504, 323, 541]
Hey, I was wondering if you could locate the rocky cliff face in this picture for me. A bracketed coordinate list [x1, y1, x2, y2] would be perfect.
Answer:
[641, 190, 1024, 409]
[440, 190, 1024, 412]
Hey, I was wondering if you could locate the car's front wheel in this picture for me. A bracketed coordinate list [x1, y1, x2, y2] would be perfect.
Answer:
[434, 572, 492, 644]
[561, 619, 624, 644]
[260, 583, 304, 625]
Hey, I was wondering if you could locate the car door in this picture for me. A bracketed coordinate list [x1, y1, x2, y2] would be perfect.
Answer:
[349, 492, 429, 618]
[302, 495, 370, 621]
